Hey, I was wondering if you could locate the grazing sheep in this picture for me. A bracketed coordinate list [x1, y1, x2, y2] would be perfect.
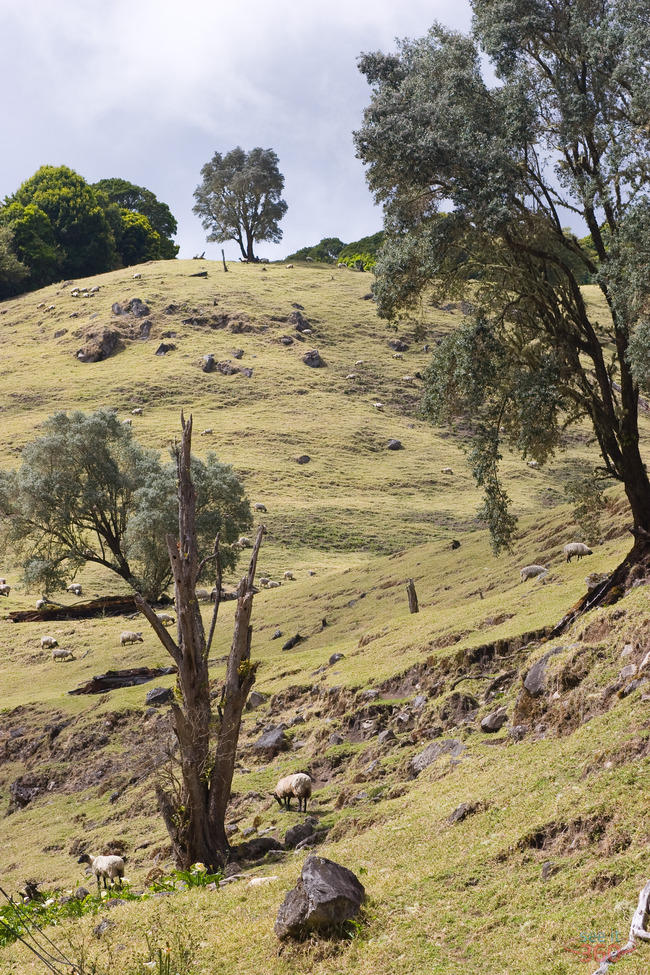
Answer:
[195, 588, 211, 601]
[441, 467, 454, 474]
[156, 612, 176, 627]
[77, 853, 125, 890]
[131, 408, 143, 416]
[272, 772, 312, 812]
[41, 636, 58, 649]
[122, 418, 132, 427]
[392, 352, 404, 359]
[355, 360, 364, 366]
[254, 503, 267, 512]
[67, 583, 82, 596]
[373, 402, 384, 410]
[133, 272, 142, 279]
[35, 598, 52, 609]
[238, 536, 252, 548]
[564, 542, 593, 563]
[52, 648, 74, 662]
[0, 583, 10, 597]
[307, 570, 316, 576]
[267, 580, 281, 589]
[201, 429, 213, 436]
[527, 460, 539, 469]
[120, 630, 144, 645]
[346, 373, 357, 379]
[259, 577, 270, 587]
[520, 564, 548, 582]
[283, 571, 295, 581]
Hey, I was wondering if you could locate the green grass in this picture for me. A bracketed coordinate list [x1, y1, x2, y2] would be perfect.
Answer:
[0, 261, 649, 974]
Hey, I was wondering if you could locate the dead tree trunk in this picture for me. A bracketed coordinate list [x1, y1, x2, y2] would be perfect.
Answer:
[406, 578, 419, 614]
[135, 413, 264, 870]
[221, 248, 228, 272]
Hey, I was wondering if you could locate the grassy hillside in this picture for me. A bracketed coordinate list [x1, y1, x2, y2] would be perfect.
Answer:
[0, 260, 648, 975]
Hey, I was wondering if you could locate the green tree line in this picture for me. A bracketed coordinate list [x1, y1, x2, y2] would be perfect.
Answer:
[0, 166, 178, 298]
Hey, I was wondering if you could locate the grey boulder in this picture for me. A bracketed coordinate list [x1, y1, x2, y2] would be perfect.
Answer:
[274, 855, 365, 939]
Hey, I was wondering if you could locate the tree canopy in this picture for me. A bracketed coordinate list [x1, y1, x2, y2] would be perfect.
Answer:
[94, 177, 179, 260]
[0, 226, 28, 300]
[355, 0, 650, 560]
[0, 410, 252, 601]
[193, 147, 288, 261]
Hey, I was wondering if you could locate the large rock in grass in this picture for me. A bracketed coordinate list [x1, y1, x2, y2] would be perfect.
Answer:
[274, 855, 365, 940]
[523, 647, 564, 698]
[409, 738, 464, 778]
[303, 349, 325, 368]
[253, 726, 289, 758]
[76, 326, 122, 362]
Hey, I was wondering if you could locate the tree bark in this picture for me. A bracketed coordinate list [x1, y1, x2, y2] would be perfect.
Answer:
[136, 413, 264, 870]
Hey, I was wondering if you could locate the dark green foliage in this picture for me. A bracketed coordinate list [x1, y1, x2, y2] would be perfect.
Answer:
[0, 201, 63, 289]
[0, 410, 251, 600]
[627, 319, 650, 392]
[3, 166, 116, 281]
[193, 147, 288, 261]
[285, 236, 346, 263]
[0, 226, 28, 300]
[114, 209, 162, 266]
[356, 2, 650, 550]
[93, 177, 179, 259]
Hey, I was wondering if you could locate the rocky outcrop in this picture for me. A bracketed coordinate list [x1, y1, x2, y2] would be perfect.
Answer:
[274, 855, 365, 939]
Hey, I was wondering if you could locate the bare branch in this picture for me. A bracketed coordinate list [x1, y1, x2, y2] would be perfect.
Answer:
[206, 534, 222, 656]
[135, 593, 182, 665]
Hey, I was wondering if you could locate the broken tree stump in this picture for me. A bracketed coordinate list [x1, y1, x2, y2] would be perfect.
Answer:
[406, 578, 419, 614]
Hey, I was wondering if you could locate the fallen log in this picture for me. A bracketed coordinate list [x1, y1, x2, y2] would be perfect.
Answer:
[69, 666, 177, 695]
[7, 594, 171, 623]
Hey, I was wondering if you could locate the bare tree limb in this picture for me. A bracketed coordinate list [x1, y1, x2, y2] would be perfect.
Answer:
[206, 534, 222, 656]
[590, 879, 650, 974]
[134, 593, 182, 665]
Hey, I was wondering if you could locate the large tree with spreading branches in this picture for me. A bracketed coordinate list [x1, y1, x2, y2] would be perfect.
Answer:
[355, 0, 650, 592]
[0, 410, 251, 601]
[193, 147, 287, 261]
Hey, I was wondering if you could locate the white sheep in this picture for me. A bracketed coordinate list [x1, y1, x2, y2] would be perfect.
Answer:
[392, 352, 404, 359]
[41, 636, 58, 649]
[283, 571, 295, 581]
[272, 772, 312, 812]
[67, 583, 82, 596]
[0, 583, 10, 597]
[201, 429, 213, 436]
[527, 460, 539, 469]
[254, 503, 267, 512]
[156, 612, 176, 627]
[195, 588, 211, 601]
[122, 418, 132, 426]
[131, 408, 143, 416]
[520, 564, 547, 582]
[77, 853, 125, 890]
[35, 598, 52, 609]
[373, 402, 384, 410]
[120, 630, 144, 645]
[267, 580, 281, 589]
[133, 272, 142, 279]
[53, 648, 74, 662]
[355, 360, 364, 366]
[238, 536, 252, 548]
[564, 542, 593, 563]
[346, 373, 357, 379]
[441, 467, 454, 475]
[258, 577, 270, 588]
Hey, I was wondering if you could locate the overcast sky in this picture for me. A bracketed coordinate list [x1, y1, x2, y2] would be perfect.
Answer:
[0, 0, 473, 261]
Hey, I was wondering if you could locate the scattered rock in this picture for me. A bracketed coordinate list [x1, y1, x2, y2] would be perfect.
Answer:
[303, 349, 325, 368]
[231, 349, 244, 359]
[387, 439, 403, 450]
[451, 539, 461, 550]
[448, 802, 480, 824]
[282, 634, 304, 651]
[284, 819, 317, 850]
[541, 861, 558, 881]
[296, 455, 311, 464]
[241, 367, 254, 378]
[388, 339, 409, 352]
[523, 647, 564, 697]
[274, 855, 365, 940]
[54, 328, 67, 338]
[480, 707, 508, 733]
[202, 354, 215, 372]
[246, 690, 268, 710]
[216, 360, 240, 375]
[252, 727, 289, 759]
[409, 739, 464, 778]
[328, 733, 345, 747]
[155, 342, 176, 356]
[619, 664, 637, 680]
[377, 729, 396, 745]
[280, 336, 294, 345]
[329, 653, 344, 666]
[145, 687, 174, 707]
[75, 887, 91, 900]
[288, 310, 311, 332]
[413, 694, 427, 710]
[76, 327, 123, 363]
[272, 629, 283, 640]
[509, 724, 528, 742]
[93, 918, 115, 938]
[112, 298, 150, 318]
